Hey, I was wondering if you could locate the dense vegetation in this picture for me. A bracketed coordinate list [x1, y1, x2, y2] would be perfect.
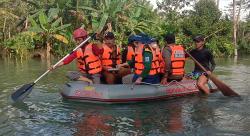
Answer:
[0, 0, 250, 61]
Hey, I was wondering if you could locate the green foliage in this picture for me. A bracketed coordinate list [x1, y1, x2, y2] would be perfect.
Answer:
[179, 0, 234, 57]
[1, 0, 248, 59]
[28, 10, 71, 49]
[206, 37, 234, 57]
[2, 32, 35, 59]
[78, 0, 127, 32]
[237, 20, 250, 53]
[52, 41, 75, 57]
[182, 0, 221, 36]
[52, 30, 75, 57]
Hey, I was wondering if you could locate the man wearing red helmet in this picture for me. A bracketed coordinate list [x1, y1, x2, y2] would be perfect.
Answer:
[50, 28, 103, 84]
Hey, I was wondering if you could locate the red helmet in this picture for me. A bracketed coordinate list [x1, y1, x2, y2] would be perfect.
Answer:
[73, 28, 88, 40]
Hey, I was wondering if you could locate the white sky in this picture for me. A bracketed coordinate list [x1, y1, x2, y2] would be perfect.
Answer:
[149, 0, 230, 9]
[149, 0, 247, 20]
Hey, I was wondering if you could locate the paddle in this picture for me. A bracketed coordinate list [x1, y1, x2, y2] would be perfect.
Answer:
[11, 34, 96, 103]
[185, 50, 239, 96]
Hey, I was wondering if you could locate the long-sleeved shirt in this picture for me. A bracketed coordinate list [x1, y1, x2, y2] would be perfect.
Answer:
[127, 49, 152, 78]
[189, 48, 216, 72]
[63, 43, 104, 65]
[161, 46, 172, 76]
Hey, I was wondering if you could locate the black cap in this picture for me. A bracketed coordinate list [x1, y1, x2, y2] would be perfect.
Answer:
[104, 32, 115, 39]
[164, 33, 175, 44]
[193, 35, 205, 42]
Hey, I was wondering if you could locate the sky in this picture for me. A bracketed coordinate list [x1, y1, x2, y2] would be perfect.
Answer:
[149, 0, 247, 20]
[149, 0, 230, 10]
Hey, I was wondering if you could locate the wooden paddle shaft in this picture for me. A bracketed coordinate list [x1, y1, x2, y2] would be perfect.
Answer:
[185, 51, 209, 73]
[185, 50, 239, 96]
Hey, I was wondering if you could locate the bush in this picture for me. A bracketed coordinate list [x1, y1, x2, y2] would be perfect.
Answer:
[2, 32, 35, 59]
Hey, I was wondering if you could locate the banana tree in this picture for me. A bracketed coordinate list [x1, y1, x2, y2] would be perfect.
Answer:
[28, 9, 70, 61]
[78, 0, 128, 32]
[79, 0, 154, 44]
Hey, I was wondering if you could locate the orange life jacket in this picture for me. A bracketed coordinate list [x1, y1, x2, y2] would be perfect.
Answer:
[134, 44, 144, 75]
[134, 45, 161, 75]
[126, 45, 135, 61]
[148, 46, 161, 75]
[169, 45, 185, 76]
[101, 44, 121, 69]
[76, 43, 102, 74]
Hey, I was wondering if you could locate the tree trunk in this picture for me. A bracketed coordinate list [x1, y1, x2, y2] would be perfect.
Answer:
[24, 16, 28, 30]
[46, 42, 51, 63]
[236, 0, 243, 28]
[8, 26, 11, 38]
[233, 0, 238, 56]
[217, 0, 220, 8]
[2, 18, 6, 41]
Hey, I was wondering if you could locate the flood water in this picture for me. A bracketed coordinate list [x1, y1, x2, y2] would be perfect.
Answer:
[0, 57, 250, 136]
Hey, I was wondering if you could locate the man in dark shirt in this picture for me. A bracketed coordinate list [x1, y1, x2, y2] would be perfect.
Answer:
[188, 35, 216, 94]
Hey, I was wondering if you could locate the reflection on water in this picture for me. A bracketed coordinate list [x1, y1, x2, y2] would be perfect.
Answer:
[0, 57, 250, 135]
[72, 101, 186, 136]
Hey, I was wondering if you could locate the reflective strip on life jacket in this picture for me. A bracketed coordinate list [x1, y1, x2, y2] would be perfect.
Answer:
[169, 45, 185, 76]
[148, 46, 161, 75]
[76, 43, 102, 74]
[126, 45, 135, 61]
[101, 44, 121, 69]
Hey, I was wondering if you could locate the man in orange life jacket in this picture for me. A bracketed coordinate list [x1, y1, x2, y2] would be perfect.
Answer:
[118, 35, 144, 84]
[50, 28, 103, 84]
[101, 32, 130, 84]
[118, 36, 161, 84]
[161, 34, 185, 84]
[133, 37, 161, 84]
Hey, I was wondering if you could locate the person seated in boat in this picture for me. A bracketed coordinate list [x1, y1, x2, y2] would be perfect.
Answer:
[50, 27, 103, 84]
[118, 35, 144, 84]
[121, 35, 136, 64]
[101, 32, 131, 84]
[118, 36, 161, 84]
[160, 34, 186, 84]
[186, 35, 216, 95]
